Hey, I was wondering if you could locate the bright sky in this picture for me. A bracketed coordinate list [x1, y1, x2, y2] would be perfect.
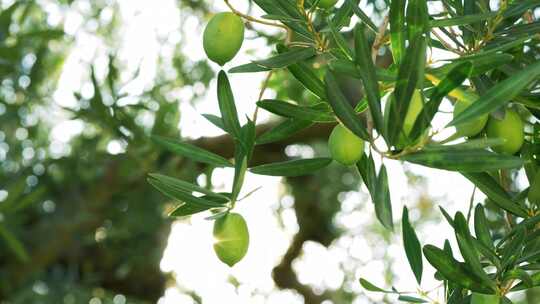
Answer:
[46, 0, 532, 303]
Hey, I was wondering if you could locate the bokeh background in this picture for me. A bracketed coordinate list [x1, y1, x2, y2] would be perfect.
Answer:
[1, 0, 539, 303]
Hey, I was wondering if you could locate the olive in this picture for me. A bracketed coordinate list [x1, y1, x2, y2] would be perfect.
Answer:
[470, 293, 500, 304]
[453, 99, 488, 137]
[203, 12, 244, 66]
[486, 109, 524, 155]
[328, 124, 365, 166]
[213, 212, 249, 267]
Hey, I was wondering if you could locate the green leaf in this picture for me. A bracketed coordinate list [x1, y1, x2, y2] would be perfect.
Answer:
[359, 278, 394, 293]
[249, 158, 332, 176]
[347, 0, 377, 32]
[474, 204, 493, 250]
[229, 62, 271, 73]
[410, 62, 472, 140]
[256, 119, 313, 145]
[151, 135, 233, 167]
[453, 212, 494, 289]
[202, 114, 226, 132]
[148, 175, 225, 208]
[406, 0, 429, 40]
[401, 148, 524, 172]
[433, 54, 513, 78]
[328, 18, 354, 60]
[332, 0, 359, 29]
[430, 12, 497, 28]
[253, 47, 317, 69]
[277, 44, 325, 99]
[374, 165, 393, 230]
[148, 173, 228, 200]
[0, 224, 29, 263]
[252, 0, 313, 40]
[449, 60, 540, 127]
[169, 201, 215, 217]
[354, 24, 384, 138]
[402, 206, 423, 284]
[500, 227, 526, 269]
[398, 295, 428, 303]
[462, 172, 528, 218]
[231, 121, 257, 202]
[356, 152, 377, 193]
[217, 71, 242, 139]
[324, 71, 370, 140]
[423, 244, 493, 293]
[388, 34, 426, 144]
[257, 99, 335, 122]
[389, 0, 406, 64]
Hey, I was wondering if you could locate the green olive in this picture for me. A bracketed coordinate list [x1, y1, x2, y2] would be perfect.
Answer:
[453, 99, 488, 137]
[528, 170, 540, 206]
[328, 124, 365, 166]
[203, 12, 244, 66]
[317, 0, 339, 9]
[486, 109, 524, 155]
[213, 212, 249, 267]
[470, 293, 500, 304]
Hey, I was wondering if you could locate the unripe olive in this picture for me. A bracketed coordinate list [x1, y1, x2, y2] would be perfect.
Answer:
[213, 212, 249, 267]
[203, 12, 245, 66]
[471, 293, 500, 304]
[528, 170, 540, 206]
[317, 0, 339, 9]
[453, 99, 488, 137]
[486, 109, 524, 155]
[328, 124, 365, 166]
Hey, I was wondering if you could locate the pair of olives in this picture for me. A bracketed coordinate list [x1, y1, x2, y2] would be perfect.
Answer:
[328, 91, 526, 166]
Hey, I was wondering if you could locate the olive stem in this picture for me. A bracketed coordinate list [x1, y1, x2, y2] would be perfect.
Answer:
[252, 70, 273, 123]
[223, 0, 289, 31]
[371, 15, 389, 63]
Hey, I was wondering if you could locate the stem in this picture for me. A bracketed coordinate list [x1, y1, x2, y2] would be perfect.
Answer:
[224, 0, 288, 30]
[252, 70, 273, 123]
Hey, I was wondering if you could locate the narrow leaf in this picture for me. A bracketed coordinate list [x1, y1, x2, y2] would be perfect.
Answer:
[389, 0, 406, 63]
[249, 158, 332, 176]
[148, 176, 225, 208]
[324, 72, 370, 140]
[402, 148, 523, 172]
[217, 71, 242, 139]
[151, 135, 232, 167]
[474, 204, 493, 250]
[423, 245, 493, 293]
[354, 24, 384, 138]
[253, 47, 317, 69]
[402, 206, 423, 284]
[374, 165, 393, 230]
[388, 34, 426, 144]
[462, 172, 528, 218]
[256, 119, 313, 145]
[257, 99, 335, 122]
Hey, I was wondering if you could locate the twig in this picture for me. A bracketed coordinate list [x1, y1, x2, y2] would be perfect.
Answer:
[224, 0, 288, 30]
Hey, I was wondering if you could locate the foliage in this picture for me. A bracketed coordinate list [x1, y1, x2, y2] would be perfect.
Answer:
[149, 0, 540, 302]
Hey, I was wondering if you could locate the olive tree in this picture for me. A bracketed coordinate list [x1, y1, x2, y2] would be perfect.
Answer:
[149, 0, 540, 303]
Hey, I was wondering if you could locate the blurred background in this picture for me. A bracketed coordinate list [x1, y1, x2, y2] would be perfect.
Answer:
[0, 0, 539, 303]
